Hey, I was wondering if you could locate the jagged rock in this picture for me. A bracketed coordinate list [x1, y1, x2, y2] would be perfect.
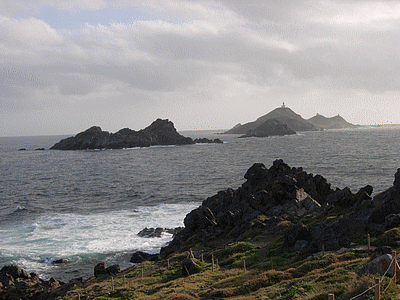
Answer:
[161, 160, 400, 259]
[355, 185, 373, 203]
[130, 251, 159, 263]
[1, 265, 30, 280]
[184, 206, 217, 231]
[0, 266, 62, 300]
[326, 187, 356, 207]
[137, 227, 183, 238]
[51, 119, 223, 150]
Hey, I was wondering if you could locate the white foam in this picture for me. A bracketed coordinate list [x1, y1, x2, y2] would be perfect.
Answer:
[0, 203, 199, 276]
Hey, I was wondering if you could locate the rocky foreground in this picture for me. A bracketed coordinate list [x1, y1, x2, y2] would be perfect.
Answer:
[161, 159, 400, 258]
[50, 119, 222, 150]
[2, 160, 400, 299]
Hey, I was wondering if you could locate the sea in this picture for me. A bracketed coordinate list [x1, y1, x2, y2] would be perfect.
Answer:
[1, 126, 399, 282]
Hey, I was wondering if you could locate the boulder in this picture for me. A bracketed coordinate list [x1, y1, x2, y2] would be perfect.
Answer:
[94, 262, 108, 277]
[130, 251, 159, 263]
[359, 254, 399, 277]
[52, 259, 68, 264]
[106, 265, 120, 275]
[0, 265, 30, 280]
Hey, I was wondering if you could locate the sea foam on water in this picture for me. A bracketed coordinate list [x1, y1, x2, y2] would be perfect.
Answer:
[0, 203, 198, 280]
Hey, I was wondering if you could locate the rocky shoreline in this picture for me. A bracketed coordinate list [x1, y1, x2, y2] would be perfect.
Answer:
[2, 160, 400, 299]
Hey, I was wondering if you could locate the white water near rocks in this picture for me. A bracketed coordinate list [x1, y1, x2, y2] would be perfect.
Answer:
[1, 126, 400, 281]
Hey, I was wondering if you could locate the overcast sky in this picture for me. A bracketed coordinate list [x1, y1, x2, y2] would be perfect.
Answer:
[1, 0, 400, 136]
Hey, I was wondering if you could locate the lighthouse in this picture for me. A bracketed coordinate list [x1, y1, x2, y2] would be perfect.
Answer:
[281, 102, 286, 108]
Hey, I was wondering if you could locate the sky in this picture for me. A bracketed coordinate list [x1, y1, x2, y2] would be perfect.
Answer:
[1, 0, 400, 136]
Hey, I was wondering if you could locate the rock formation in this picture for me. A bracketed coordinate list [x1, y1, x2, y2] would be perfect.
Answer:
[307, 114, 357, 130]
[50, 119, 222, 150]
[239, 119, 296, 138]
[225, 106, 317, 134]
[161, 159, 400, 258]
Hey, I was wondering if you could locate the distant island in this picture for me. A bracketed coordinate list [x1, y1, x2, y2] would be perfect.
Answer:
[225, 103, 356, 137]
[50, 119, 222, 150]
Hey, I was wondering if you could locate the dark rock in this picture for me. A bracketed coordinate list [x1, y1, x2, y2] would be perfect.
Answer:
[161, 161, 400, 259]
[106, 265, 120, 275]
[18, 148, 27, 151]
[385, 214, 400, 229]
[184, 206, 217, 231]
[193, 138, 223, 144]
[138, 227, 165, 238]
[1, 265, 30, 280]
[326, 187, 356, 207]
[35, 148, 45, 151]
[51, 119, 198, 150]
[239, 119, 296, 138]
[371, 246, 392, 260]
[284, 224, 312, 248]
[355, 185, 373, 203]
[130, 251, 159, 263]
[181, 258, 201, 277]
[137, 227, 183, 238]
[394, 168, 400, 191]
[94, 262, 108, 277]
[52, 259, 68, 264]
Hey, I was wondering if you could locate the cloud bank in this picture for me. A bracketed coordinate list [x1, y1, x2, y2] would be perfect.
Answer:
[1, 0, 400, 136]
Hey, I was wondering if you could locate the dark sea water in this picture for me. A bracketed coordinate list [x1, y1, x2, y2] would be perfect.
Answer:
[1, 126, 399, 281]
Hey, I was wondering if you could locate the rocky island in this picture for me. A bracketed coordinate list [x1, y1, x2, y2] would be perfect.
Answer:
[2, 160, 400, 299]
[225, 104, 356, 136]
[239, 119, 296, 138]
[50, 119, 222, 150]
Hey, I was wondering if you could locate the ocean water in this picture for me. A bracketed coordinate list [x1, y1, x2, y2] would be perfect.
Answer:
[1, 126, 400, 281]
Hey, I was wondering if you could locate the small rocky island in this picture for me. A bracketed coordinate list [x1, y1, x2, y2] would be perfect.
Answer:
[50, 119, 222, 150]
[239, 119, 296, 138]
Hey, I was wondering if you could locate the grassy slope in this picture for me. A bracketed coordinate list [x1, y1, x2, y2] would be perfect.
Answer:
[55, 210, 400, 300]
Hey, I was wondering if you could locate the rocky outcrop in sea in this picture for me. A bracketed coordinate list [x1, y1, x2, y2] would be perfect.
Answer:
[50, 119, 223, 150]
[239, 119, 296, 138]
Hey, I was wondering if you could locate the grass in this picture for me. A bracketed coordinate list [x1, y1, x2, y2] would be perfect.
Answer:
[52, 209, 400, 300]
[53, 239, 400, 300]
